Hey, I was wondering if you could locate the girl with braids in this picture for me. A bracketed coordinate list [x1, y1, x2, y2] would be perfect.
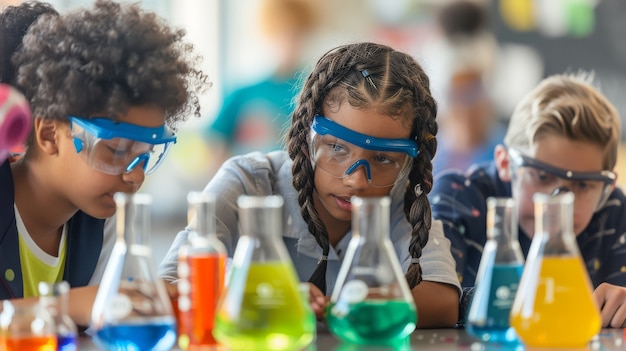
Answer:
[160, 42, 461, 327]
[1, 0, 209, 327]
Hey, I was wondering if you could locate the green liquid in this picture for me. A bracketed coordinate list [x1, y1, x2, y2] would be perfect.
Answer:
[326, 300, 417, 345]
[213, 262, 315, 351]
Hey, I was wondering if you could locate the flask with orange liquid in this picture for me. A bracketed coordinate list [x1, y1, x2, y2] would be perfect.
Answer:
[176, 192, 227, 350]
[510, 192, 601, 348]
[0, 300, 56, 351]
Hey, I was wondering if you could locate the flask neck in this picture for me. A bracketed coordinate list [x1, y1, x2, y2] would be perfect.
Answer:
[534, 193, 577, 254]
[115, 193, 151, 247]
[352, 197, 390, 242]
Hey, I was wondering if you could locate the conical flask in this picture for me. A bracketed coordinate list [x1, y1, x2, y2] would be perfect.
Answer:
[510, 192, 600, 348]
[213, 195, 315, 351]
[176, 192, 227, 350]
[466, 197, 524, 344]
[91, 193, 177, 351]
[0, 300, 56, 350]
[38, 281, 78, 351]
[326, 196, 416, 346]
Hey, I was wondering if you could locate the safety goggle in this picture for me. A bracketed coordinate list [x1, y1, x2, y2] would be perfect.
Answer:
[310, 115, 418, 188]
[69, 117, 176, 175]
[508, 148, 616, 211]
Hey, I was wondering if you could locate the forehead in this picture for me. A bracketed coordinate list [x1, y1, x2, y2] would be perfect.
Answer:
[322, 102, 411, 139]
[115, 105, 166, 128]
[530, 135, 605, 172]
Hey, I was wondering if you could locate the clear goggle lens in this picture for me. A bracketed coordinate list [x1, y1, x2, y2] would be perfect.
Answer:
[310, 116, 417, 188]
[70, 118, 174, 175]
[508, 148, 615, 211]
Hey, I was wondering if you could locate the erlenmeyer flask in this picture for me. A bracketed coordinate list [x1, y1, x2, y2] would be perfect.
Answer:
[38, 281, 78, 351]
[0, 300, 56, 351]
[213, 195, 315, 351]
[326, 196, 416, 346]
[91, 193, 176, 351]
[466, 197, 524, 344]
[176, 192, 227, 350]
[510, 192, 600, 348]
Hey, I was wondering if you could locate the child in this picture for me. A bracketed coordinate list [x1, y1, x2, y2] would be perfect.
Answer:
[1, 0, 209, 327]
[159, 42, 461, 328]
[430, 73, 626, 327]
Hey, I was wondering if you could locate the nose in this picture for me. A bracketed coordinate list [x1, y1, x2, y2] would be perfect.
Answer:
[122, 164, 145, 188]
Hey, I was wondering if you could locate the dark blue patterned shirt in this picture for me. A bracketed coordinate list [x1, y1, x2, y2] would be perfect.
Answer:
[430, 161, 626, 289]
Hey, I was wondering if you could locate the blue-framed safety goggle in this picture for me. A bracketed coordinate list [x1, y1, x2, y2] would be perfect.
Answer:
[70, 117, 176, 175]
[310, 115, 418, 187]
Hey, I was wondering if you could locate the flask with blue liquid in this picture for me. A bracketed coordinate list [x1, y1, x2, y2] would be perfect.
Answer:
[466, 197, 524, 343]
[38, 281, 78, 351]
[90, 193, 176, 351]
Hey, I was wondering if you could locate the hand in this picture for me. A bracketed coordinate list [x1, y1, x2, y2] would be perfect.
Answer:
[307, 283, 329, 319]
[162, 279, 178, 299]
[593, 282, 626, 328]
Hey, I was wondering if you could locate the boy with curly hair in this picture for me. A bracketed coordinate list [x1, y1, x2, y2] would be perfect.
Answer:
[0, 0, 209, 326]
[430, 73, 626, 327]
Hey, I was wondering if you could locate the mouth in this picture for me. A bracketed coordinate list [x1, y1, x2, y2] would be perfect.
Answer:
[333, 195, 352, 212]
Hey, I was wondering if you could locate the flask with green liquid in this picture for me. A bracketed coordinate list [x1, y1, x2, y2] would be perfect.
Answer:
[510, 192, 601, 348]
[213, 195, 316, 351]
[326, 196, 417, 346]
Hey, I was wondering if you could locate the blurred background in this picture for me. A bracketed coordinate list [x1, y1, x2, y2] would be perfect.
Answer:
[3, 0, 626, 263]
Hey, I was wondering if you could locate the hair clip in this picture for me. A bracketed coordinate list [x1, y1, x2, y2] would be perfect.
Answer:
[414, 183, 423, 197]
[411, 257, 420, 264]
[361, 69, 370, 78]
[318, 255, 328, 262]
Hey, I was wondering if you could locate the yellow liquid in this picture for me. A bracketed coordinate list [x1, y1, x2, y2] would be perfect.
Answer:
[510, 256, 601, 348]
[214, 262, 315, 351]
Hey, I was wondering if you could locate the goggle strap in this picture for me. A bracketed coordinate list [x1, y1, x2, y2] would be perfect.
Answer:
[312, 116, 418, 157]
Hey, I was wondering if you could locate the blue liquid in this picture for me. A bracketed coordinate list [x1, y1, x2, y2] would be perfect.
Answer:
[93, 319, 176, 351]
[57, 335, 77, 351]
[466, 264, 523, 344]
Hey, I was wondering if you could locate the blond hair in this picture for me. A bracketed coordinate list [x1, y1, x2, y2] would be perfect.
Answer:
[504, 72, 621, 169]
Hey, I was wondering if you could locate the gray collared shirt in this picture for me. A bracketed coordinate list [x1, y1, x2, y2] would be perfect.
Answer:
[158, 151, 461, 295]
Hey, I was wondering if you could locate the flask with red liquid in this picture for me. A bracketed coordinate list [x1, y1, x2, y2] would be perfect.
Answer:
[177, 192, 227, 350]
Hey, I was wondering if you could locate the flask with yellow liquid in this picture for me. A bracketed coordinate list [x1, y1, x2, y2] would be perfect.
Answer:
[510, 192, 600, 348]
[213, 195, 315, 351]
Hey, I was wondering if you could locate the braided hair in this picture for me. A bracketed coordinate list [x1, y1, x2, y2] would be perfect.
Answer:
[286, 42, 438, 293]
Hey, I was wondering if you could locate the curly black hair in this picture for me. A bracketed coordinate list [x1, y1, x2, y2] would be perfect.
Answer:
[13, 0, 210, 131]
[0, 1, 58, 85]
[286, 42, 438, 293]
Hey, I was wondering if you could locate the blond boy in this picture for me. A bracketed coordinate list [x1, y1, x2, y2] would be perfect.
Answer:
[431, 73, 626, 327]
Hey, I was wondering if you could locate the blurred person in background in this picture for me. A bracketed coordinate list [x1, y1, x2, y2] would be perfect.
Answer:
[0, 1, 59, 155]
[429, 0, 505, 179]
[203, 0, 320, 174]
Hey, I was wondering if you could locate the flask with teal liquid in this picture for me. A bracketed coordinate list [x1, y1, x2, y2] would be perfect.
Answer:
[466, 197, 524, 344]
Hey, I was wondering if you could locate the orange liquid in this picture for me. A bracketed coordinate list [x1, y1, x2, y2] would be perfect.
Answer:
[178, 253, 226, 349]
[4, 336, 56, 351]
[510, 256, 601, 348]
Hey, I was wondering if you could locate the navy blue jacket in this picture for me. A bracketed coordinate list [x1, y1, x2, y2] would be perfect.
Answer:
[0, 159, 104, 299]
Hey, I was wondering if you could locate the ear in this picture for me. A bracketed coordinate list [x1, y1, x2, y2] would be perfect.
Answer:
[33, 118, 60, 155]
[494, 144, 512, 182]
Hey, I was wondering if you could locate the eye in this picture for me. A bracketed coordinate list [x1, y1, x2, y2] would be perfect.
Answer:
[373, 154, 394, 165]
[326, 142, 347, 154]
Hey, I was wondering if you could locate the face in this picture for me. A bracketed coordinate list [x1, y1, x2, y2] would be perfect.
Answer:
[497, 136, 609, 238]
[50, 105, 167, 219]
[312, 102, 412, 231]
